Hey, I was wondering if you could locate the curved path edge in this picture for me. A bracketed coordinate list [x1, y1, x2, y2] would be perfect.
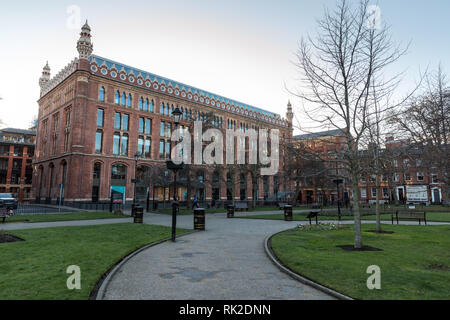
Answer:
[92, 230, 198, 300]
[264, 231, 354, 301]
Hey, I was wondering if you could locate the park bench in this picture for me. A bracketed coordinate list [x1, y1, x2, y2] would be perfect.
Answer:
[307, 210, 321, 225]
[360, 203, 371, 208]
[278, 202, 288, 209]
[392, 210, 427, 225]
[235, 203, 249, 211]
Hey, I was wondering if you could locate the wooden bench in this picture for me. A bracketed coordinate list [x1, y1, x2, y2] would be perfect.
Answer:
[235, 203, 249, 211]
[392, 210, 427, 225]
[278, 202, 288, 210]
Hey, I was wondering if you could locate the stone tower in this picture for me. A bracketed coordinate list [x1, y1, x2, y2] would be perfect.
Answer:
[77, 20, 93, 60]
[286, 100, 294, 127]
[39, 62, 51, 95]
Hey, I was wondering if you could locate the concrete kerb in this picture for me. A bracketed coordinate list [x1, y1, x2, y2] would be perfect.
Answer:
[264, 230, 354, 301]
[93, 230, 198, 300]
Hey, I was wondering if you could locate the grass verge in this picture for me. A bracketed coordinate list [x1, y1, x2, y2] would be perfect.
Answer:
[270, 224, 450, 300]
[0, 223, 190, 299]
[237, 211, 450, 222]
[3, 211, 128, 223]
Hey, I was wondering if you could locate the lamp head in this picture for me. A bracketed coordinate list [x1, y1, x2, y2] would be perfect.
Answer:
[172, 107, 182, 125]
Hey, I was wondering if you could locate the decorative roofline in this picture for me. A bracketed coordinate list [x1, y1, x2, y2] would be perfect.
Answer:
[89, 55, 289, 128]
[40, 58, 79, 97]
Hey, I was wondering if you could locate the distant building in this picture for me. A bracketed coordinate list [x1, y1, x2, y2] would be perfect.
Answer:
[0, 128, 36, 202]
[292, 128, 349, 205]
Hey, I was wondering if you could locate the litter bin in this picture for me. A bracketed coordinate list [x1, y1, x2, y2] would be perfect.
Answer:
[227, 205, 235, 218]
[284, 205, 293, 221]
[133, 205, 144, 224]
[194, 208, 205, 230]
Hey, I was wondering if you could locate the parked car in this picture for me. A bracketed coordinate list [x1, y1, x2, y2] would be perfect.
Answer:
[0, 193, 18, 209]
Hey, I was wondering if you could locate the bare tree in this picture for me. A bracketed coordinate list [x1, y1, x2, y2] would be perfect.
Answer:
[291, 0, 410, 248]
[391, 65, 450, 204]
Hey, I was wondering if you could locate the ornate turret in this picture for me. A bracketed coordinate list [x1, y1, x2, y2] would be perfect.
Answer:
[39, 62, 51, 94]
[77, 20, 93, 60]
[286, 100, 293, 125]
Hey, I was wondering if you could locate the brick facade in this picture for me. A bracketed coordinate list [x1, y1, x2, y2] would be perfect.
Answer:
[32, 22, 293, 206]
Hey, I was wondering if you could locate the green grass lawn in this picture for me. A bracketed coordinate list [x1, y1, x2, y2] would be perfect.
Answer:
[237, 211, 450, 222]
[3, 211, 128, 223]
[0, 223, 190, 299]
[270, 224, 450, 300]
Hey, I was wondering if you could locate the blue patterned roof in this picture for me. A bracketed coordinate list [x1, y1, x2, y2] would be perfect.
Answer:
[90, 55, 281, 120]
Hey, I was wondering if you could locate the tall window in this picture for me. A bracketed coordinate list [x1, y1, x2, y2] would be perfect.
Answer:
[159, 140, 165, 159]
[99, 87, 105, 102]
[122, 114, 129, 131]
[115, 91, 120, 104]
[97, 109, 104, 127]
[139, 97, 143, 110]
[114, 112, 121, 130]
[144, 98, 148, 111]
[120, 134, 128, 156]
[145, 119, 152, 134]
[139, 118, 144, 133]
[160, 122, 165, 137]
[95, 130, 103, 153]
[149, 99, 154, 112]
[160, 102, 164, 114]
[121, 92, 126, 106]
[92, 162, 101, 202]
[138, 136, 144, 155]
[113, 133, 120, 155]
[144, 138, 151, 158]
[127, 93, 132, 107]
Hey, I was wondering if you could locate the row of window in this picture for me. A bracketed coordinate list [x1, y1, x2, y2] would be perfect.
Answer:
[99, 87, 258, 133]
[360, 173, 439, 183]
[361, 188, 390, 199]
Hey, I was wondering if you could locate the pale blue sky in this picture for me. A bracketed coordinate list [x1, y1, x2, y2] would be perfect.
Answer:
[0, 0, 449, 132]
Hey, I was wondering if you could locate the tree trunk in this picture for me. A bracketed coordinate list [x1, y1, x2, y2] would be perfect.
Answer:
[351, 167, 363, 249]
[375, 174, 382, 233]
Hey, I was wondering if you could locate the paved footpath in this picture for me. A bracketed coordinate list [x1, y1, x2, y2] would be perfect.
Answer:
[102, 212, 335, 300]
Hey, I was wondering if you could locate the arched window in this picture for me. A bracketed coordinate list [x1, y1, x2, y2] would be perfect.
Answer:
[111, 164, 127, 203]
[92, 162, 101, 202]
[144, 98, 149, 111]
[149, 99, 154, 112]
[127, 93, 132, 107]
[160, 102, 164, 114]
[99, 87, 105, 102]
[139, 97, 143, 110]
[121, 92, 126, 106]
[115, 91, 120, 104]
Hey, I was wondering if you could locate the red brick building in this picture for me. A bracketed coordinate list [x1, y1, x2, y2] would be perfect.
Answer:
[292, 129, 350, 205]
[0, 128, 35, 202]
[32, 22, 293, 206]
[357, 138, 447, 205]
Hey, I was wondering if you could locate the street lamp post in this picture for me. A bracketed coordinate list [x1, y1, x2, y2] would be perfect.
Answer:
[132, 152, 140, 209]
[166, 107, 184, 242]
